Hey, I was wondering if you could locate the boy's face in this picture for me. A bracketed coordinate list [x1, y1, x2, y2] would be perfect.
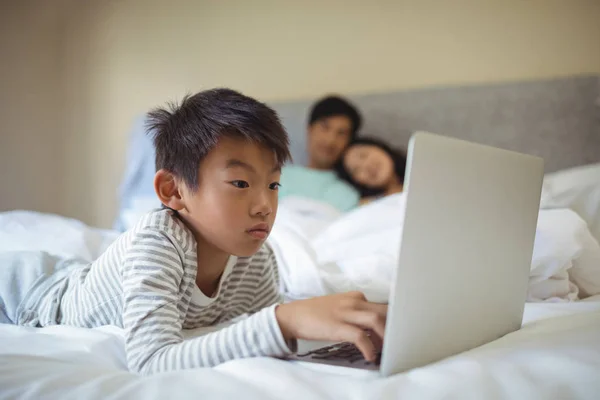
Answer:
[179, 136, 281, 257]
[307, 115, 353, 170]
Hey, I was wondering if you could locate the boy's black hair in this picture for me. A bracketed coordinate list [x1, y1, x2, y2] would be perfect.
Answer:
[308, 96, 362, 138]
[334, 137, 407, 198]
[146, 88, 291, 190]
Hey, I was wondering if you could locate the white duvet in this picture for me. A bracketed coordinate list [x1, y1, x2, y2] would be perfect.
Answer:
[271, 194, 600, 302]
[1, 204, 600, 399]
[1, 300, 600, 400]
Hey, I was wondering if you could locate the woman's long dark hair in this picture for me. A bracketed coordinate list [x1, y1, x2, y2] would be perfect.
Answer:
[334, 137, 407, 198]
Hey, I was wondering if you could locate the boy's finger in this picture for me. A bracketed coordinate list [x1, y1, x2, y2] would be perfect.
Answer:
[340, 325, 377, 362]
[346, 291, 367, 300]
[367, 330, 384, 351]
[370, 335, 383, 352]
[342, 310, 386, 340]
[358, 302, 388, 317]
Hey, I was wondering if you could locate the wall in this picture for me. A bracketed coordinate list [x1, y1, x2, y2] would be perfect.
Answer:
[2, 0, 600, 227]
[0, 2, 65, 215]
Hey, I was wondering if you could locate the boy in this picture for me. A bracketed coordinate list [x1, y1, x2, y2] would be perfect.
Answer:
[1, 89, 386, 375]
[278, 95, 362, 211]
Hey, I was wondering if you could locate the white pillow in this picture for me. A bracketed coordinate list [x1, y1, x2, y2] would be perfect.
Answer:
[541, 163, 600, 245]
[530, 209, 600, 300]
[540, 209, 600, 298]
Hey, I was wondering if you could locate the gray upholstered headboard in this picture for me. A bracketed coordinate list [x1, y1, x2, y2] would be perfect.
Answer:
[270, 75, 600, 173]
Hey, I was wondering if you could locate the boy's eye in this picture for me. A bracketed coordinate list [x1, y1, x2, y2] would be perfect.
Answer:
[230, 180, 249, 189]
[269, 182, 281, 190]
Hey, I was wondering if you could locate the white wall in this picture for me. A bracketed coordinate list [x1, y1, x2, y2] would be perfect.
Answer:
[0, 2, 65, 215]
[2, 0, 600, 227]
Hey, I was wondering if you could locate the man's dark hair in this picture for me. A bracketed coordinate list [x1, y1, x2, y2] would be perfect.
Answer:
[308, 96, 362, 138]
[335, 137, 407, 198]
[145, 88, 291, 190]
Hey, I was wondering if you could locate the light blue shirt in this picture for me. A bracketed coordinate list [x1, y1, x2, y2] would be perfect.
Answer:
[278, 165, 360, 212]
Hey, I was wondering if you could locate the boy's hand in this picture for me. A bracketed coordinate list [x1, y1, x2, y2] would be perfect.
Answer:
[275, 291, 387, 362]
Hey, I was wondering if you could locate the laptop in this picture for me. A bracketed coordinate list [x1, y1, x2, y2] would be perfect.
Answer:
[287, 131, 544, 377]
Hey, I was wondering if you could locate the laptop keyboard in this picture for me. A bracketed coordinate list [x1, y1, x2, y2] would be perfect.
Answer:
[297, 342, 380, 365]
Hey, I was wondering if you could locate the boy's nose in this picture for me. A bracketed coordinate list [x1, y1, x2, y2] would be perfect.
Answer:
[254, 204, 272, 217]
[251, 193, 273, 217]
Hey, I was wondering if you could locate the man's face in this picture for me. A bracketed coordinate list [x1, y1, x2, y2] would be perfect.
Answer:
[179, 136, 280, 257]
[307, 115, 353, 170]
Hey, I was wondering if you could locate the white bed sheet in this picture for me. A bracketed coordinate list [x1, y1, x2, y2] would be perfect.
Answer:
[1, 298, 600, 400]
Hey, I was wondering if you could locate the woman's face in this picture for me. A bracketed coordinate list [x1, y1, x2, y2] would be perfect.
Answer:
[343, 144, 395, 189]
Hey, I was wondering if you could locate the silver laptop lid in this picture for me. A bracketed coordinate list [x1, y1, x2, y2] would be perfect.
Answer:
[381, 132, 544, 376]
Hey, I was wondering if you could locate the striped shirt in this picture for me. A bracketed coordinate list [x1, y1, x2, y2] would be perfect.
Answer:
[22, 209, 292, 375]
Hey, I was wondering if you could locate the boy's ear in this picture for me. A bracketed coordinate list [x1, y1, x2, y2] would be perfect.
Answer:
[154, 169, 186, 211]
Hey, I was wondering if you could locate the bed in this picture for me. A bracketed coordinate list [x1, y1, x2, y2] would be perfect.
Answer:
[2, 197, 600, 400]
[2, 75, 600, 399]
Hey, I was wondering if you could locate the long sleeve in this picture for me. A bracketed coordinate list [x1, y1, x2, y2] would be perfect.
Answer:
[122, 229, 292, 375]
[250, 247, 284, 312]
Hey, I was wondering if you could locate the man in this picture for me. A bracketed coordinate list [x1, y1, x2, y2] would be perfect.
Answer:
[278, 96, 362, 212]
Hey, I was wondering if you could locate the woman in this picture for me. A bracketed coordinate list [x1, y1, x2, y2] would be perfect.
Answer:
[335, 137, 406, 205]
